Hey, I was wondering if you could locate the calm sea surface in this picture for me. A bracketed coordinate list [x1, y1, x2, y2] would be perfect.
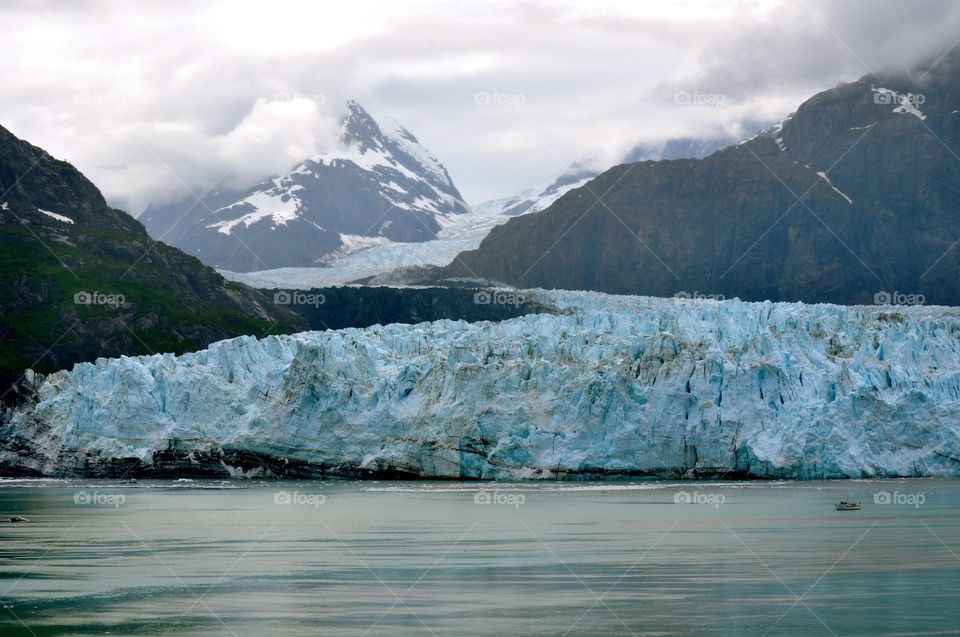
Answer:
[1, 479, 958, 636]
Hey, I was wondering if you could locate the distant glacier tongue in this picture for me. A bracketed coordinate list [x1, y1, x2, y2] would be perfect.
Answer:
[4, 291, 960, 479]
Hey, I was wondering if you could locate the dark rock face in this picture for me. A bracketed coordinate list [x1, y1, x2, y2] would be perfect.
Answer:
[0, 124, 308, 401]
[142, 101, 470, 272]
[442, 53, 960, 305]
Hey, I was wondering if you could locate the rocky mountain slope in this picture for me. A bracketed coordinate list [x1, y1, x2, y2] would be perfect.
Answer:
[3, 290, 959, 479]
[142, 101, 470, 272]
[0, 124, 307, 401]
[440, 52, 960, 305]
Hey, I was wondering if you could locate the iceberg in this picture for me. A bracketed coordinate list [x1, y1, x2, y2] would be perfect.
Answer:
[3, 291, 960, 479]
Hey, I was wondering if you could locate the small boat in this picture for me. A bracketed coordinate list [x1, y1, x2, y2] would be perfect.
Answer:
[8, 516, 29, 523]
[835, 501, 861, 511]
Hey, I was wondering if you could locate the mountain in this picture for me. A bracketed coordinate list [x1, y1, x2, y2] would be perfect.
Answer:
[206, 128, 749, 288]
[622, 133, 746, 163]
[473, 133, 746, 219]
[142, 101, 471, 272]
[255, 134, 751, 288]
[4, 290, 959, 479]
[439, 52, 960, 305]
[473, 162, 600, 218]
[0, 124, 307, 400]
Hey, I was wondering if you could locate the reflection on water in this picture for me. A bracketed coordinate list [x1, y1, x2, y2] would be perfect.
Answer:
[0, 479, 959, 636]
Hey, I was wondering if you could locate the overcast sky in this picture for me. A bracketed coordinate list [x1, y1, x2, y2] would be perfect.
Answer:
[3, 0, 960, 212]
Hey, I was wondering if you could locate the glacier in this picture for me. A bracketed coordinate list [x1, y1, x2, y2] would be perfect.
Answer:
[219, 200, 518, 288]
[3, 291, 960, 479]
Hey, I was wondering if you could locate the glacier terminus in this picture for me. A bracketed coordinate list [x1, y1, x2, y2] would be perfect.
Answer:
[3, 291, 960, 480]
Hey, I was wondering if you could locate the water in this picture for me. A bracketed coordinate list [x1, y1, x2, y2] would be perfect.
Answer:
[1, 479, 958, 636]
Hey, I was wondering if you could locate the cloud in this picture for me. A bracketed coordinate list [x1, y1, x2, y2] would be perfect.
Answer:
[1, 0, 958, 211]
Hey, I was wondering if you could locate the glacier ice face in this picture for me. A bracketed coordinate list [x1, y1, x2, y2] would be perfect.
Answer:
[4, 291, 960, 479]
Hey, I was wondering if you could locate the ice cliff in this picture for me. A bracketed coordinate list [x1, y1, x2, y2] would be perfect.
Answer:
[3, 291, 960, 479]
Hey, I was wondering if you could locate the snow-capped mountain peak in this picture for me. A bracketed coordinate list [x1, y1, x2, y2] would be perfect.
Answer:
[290, 101, 466, 221]
[143, 100, 470, 272]
[340, 99, 383, 150]
[474, 162, 598, 217]
[314, 102, 461, 203]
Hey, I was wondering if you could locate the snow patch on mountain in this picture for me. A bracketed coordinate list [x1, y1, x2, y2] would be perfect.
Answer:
[745, 114, 794, 150]
[816, 171, 853, 205]
[207, 180, 303, 235]
[38, 208, 74, 224]
[380, 118, 454, 188]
